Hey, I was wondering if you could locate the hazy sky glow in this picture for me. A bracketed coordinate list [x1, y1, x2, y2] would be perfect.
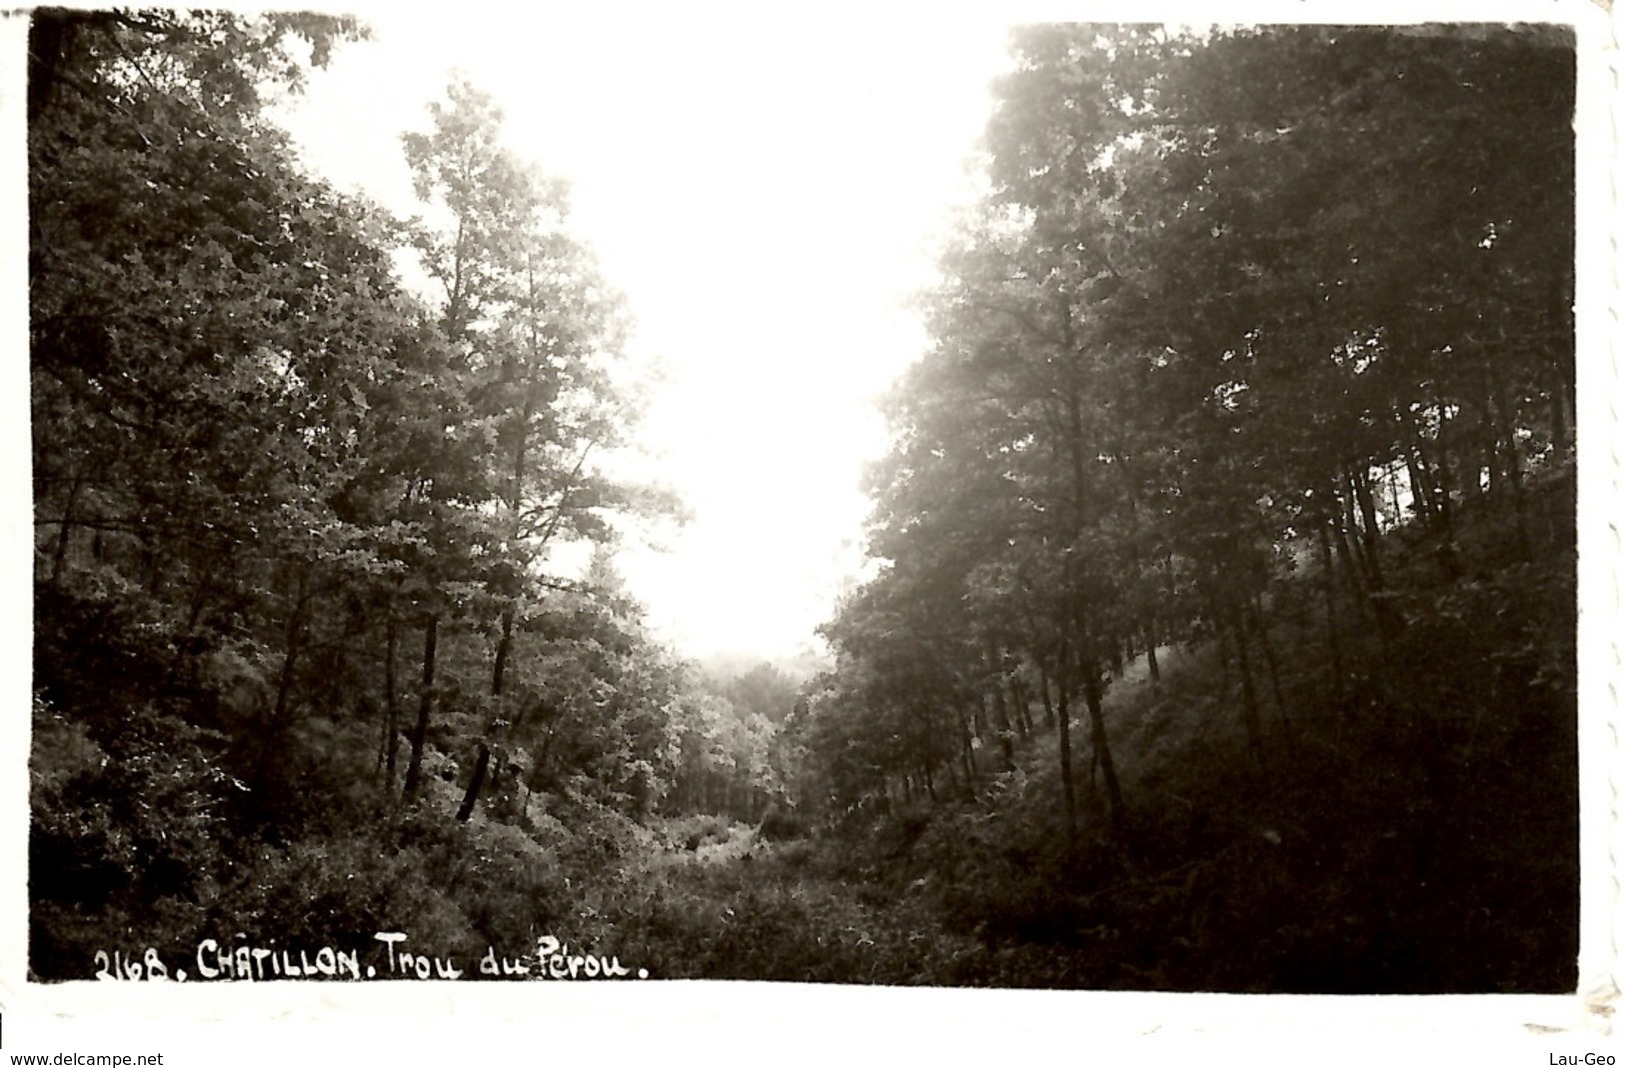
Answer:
[276, 8, 1017, 661]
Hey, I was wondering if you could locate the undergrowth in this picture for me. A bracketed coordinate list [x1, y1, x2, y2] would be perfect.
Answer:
[30, 474, 1577, 990]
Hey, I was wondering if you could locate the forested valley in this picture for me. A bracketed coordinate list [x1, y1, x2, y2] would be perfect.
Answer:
[29, 14, 1578, 992]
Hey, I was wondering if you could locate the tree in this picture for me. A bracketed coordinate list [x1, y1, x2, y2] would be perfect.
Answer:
[815, 22, 1573, 849]
[396, 77, 649, 816]
[28, 9, 444, 817]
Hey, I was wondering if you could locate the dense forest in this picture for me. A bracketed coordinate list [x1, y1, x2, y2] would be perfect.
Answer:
[29, 13, 1578, 992]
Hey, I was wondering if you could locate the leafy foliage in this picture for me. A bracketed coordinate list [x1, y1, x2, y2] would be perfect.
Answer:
[28, 17, 1577, 992]
[798, 23, 1576, 991]
[27, 10, 686, 980]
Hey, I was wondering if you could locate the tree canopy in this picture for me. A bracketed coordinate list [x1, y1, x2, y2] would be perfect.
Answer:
[29, 16, 1578, 995]
[810, 22, 1574, 840]
[29, 10, 702, 975]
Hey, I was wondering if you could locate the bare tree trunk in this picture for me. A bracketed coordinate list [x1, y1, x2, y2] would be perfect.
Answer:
[989, 647, 1016, 770]
[270, 570, 309, 728]
[1249, 595, 1293, 752]
[1348, 466, 1387, 590]
[382, 607, 400, 790]
[1453, 394, 1486, 503]
[403, 615, 439, 800]
[1056, 653, 1078, 847]
[491, 609, 514, 698]
[959, 727, 977, 799]
[1219, 606, 1267, 773]
[1316, 520, 1347, 710]
[1486, 360, 1533, 559]
[1038, 659, 1056, 732]
[1010, 673, 1033, 735]
[458, 608, 516, 822]
[49, 470, 83, 588]
[1404, 445, 1436, 521]
[1423, 415, 1458, 526]
[1330, 502, 1366, 609]
[456, 745, 490, 822]
[1080, 649, 1125, 840]
[1482, 389, 1503, 497]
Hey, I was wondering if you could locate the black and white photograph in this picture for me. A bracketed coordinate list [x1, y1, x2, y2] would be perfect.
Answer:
[6, 0, 1617, 1060]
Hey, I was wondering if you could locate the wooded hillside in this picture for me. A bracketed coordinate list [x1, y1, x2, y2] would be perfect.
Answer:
[29, 16, 1578, 991]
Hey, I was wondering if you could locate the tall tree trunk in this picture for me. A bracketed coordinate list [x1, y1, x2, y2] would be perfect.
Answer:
[1144, 620, 1161, 683]
[1385, 459, 1405, 525]
[458, 608, 516, 822]
[532, 719, 557, 797]
[1485, 360, 1533, 559]
[989, 646, 1016, 770]
[960, 725, 977, 799]
[1347, 466, 1387, 590]
[1453, 394, 1486, 503]
[1056, 655, 1078, 846]
[270, 571, 309, 728]
[403, 614, 439, 800]
[1080, 644, 1125, 839]
[48, 470, 84, 588]
[1010, 674, 1033, 735]
[1220, 605, 1267, 773]
[491, 609, 514, 698]
[382, 607, 400, 790]
[464, 274, 545, 822]
[991, 690, 1015, 770]
[1424, 404, 1461, 519]
[1329, 501, 1365, 607]
[270, 632, 300, 727]
[1404, 445, 1436, 522]
[1248, 595, 1293, 752]
[1346, 467, 1401, 639]
[1482, 388, 1503, 497]
[1037, 659, 1056, 731]
[456, 746, 491, 822]
[1316, 520, 1347, 710]
[1419, 437, 1448, 520]
[1415, 434, 1462, 578]
[940, 734, 960, 800]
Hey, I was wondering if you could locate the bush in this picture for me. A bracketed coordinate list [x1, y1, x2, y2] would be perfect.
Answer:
[29, 698, 239, 979]
[661, 813, 732, 853]
[209, 828, 478, 962]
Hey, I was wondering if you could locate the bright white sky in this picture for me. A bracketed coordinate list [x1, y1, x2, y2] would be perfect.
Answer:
[274, 6, 1017, 663]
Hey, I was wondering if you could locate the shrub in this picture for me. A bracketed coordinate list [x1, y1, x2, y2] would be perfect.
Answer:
[29, 698, 238, 979]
